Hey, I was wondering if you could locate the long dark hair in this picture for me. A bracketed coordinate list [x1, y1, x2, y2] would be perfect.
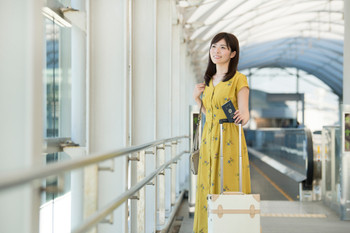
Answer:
[204, 32, 240, 86]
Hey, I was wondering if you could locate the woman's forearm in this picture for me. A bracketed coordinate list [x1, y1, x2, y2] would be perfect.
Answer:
[237, 87, 250, 125]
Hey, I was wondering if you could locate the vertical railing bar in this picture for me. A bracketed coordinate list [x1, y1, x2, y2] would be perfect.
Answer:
[156, 144, 166, 229]
[164, 143, 172, 217]
[171, 141, 177, 206]
[154, 146, 158, 232]
[137, 150, 146, 233]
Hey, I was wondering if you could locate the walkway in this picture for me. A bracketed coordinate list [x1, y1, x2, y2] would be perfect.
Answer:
[170, 161, 350, 233]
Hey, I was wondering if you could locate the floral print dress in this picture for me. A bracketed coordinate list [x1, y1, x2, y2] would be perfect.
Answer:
[192, 71, 251, 233]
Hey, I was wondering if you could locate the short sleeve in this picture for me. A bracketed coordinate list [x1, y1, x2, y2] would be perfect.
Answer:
[236, 73, 249, 93]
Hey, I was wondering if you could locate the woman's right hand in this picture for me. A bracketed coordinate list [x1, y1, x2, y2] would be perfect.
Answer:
[193, 83, 205, 101]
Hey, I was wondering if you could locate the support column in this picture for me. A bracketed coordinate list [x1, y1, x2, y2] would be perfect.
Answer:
[179, 37, 190, 190]
[156, 0, 172, 222]
[0, 1, 43, 233]
[156, 0, 172, 140]
[131, 0, 157, 232]
[171, 11, 180, 139]
[184, 40, 193, 188]
[89, 0, 128, 232]
[341, 0, 350, 221]
[172, 22, 181, 195]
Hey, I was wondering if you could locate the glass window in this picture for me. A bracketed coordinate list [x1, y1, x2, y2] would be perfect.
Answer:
[44, 17, 71, 139]
[41, 5, 72, 233]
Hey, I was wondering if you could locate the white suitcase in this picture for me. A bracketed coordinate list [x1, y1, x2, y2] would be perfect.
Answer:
[207, 120, 261, 233]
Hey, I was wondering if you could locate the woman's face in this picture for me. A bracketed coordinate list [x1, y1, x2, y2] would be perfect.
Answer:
[210, 38, 236, 65]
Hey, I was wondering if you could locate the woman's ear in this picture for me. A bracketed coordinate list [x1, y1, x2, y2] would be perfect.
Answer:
[231, 51, 236, 58]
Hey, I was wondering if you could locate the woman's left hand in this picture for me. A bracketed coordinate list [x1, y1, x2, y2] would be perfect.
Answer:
[233, 109, 249, 125]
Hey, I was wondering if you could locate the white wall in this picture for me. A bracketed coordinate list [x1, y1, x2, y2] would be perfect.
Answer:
[0, 1, 43, 233]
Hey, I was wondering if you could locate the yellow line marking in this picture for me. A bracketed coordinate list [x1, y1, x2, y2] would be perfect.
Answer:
[261, 213, 327, 218]
[250, 162, 294, 201]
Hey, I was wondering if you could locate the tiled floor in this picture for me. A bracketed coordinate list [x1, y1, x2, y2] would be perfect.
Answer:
[260, 201, 350, 233]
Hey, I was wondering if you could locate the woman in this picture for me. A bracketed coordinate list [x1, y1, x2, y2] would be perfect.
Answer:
[192, 32, 251, 233]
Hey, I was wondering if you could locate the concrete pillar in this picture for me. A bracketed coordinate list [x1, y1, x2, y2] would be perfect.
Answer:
[172, 21, 181, 139]
[131, 0, 157, 232]
[172, 22, 181, 195]
[0, 1, 43, 233]
[179, 37, 189, 190]
[156, 0, 172, 140]
[183, 41, 193, 189]
[341, 0, 350, 221]
[156, 0, 172, 223]
[89, 0, 128, 232]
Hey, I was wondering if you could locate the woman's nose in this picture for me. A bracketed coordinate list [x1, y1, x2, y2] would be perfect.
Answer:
[214, 48, 220, 53]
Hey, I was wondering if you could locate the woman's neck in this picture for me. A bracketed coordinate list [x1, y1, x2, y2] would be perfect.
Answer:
[214, 64, 229, 79]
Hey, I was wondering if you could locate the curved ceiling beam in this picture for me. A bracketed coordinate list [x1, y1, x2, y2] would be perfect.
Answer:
[241, 45, 342, 70]
[241, 38, 343, 58]
[192, 26, 343, 56]
[236, 37, 343, 96]
[188, 3, 343, 41]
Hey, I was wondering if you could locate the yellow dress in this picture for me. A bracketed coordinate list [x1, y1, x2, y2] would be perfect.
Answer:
[192, 71, 251, 233]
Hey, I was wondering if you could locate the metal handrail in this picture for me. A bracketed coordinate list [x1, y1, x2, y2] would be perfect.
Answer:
[73, 150, 188, 233]
[0, 135, 188, 191]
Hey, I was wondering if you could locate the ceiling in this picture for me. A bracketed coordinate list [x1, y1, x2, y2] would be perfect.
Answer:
[176, 0, 344, 96]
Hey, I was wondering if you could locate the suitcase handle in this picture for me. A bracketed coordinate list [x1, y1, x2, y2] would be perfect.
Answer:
[219, 119, 230, 124]
[219, 120, 242, 194]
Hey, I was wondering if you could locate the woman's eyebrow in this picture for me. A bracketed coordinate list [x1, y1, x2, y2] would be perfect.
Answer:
[213, 43, 228, 47]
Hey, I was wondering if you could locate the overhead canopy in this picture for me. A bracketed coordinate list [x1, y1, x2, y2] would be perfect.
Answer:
[177, 0, 344, 96]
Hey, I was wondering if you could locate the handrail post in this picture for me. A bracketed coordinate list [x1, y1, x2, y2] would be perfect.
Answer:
[171, 141, 177, 206]
[164, 144, 172, 218]
[156, 144, 166, 229]
[130, 150, 144, 233]
[134, 150, 146, 233]
[145, 148, 157, 233]
[83, 164, 98, 233]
